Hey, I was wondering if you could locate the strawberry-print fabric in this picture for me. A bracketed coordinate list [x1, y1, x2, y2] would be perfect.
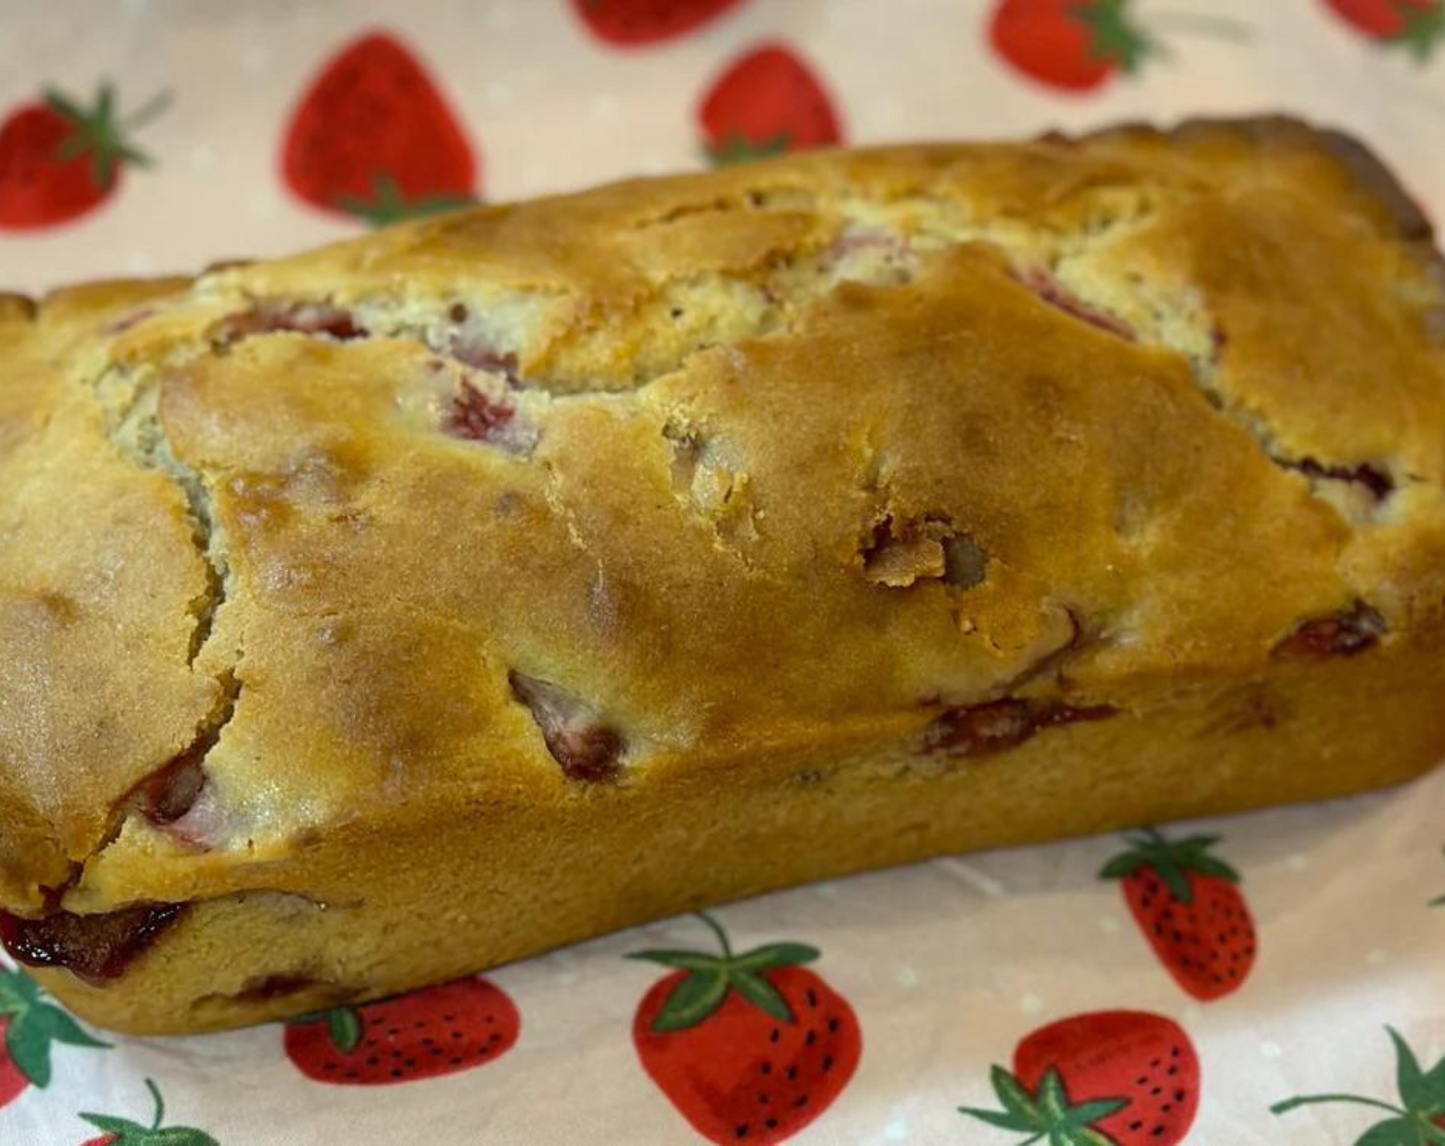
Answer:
[2, 1, 1444, 1142]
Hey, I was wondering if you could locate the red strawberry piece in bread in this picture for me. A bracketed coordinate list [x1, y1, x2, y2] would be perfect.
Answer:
[0, 966, 108, 1112]
[78, 1078, 217, 1146]
[699, 44, 842, 166]
[631, 913, 861, 1145]
[960, 1010, 1200, 1145]
[1322, 0, 1444, 60]
[1273, 1026, 1445, 1135]
[284, 976, 518, 1084]
[571, 0, 746, 46]
[281, 31, 479, 224]
[0, 83, 168, 230]
[1100, 828, 1257, 1001]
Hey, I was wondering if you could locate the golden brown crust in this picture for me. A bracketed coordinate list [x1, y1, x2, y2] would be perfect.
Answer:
[3, 118, 1444, 1032]
[0, 292, 37, 324]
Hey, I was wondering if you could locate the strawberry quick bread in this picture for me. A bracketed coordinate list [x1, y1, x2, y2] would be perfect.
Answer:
[3, 118, 1445, 1036]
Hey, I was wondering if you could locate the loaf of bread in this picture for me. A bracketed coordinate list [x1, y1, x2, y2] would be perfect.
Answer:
[3, 117, 1443, 1035]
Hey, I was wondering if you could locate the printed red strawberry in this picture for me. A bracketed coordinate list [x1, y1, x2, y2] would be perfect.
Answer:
[1272, 1026, 1445, 1137]
[0, 965, 108, 1111]
[698, 44, 842, 166]
[281, 31, 479, 224]
[571, 0, 747, 45]
[960, 1010, 1200, 1145]
[1100, 828, 1256, 1001]
[0, 83, 169, 230]
[78, 1078, 217, 1146]
[988, 0, 1246, 93]
[283, 976, 518, 1085]
[1323, 1, 1445, 61]
[630, 913, 861, 1145]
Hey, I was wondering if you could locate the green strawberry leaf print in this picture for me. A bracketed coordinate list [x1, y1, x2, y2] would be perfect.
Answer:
[1272, 1026, 1445, 1142]
[79, 1077, 220, 1146]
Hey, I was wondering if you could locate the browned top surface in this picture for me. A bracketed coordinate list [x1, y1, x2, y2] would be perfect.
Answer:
[2, 118, 1443, 913]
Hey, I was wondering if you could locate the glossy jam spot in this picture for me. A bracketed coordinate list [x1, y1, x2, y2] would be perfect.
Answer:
[135, 754, 206, 824]
[1273, 602, 1386, 660]
[921, 697, 1116, 757]
[0, 903, 186, 984]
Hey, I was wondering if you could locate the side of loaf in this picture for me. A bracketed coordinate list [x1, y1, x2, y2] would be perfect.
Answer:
[2, 117, 1444, 1034]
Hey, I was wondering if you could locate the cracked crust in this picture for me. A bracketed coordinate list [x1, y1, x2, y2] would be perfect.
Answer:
[4, 118, 1445, 1034]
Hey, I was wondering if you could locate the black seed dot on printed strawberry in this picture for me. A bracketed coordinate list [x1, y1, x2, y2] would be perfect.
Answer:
[1273, 600, 1387, 659]
[0, 902, 185, 984]
[213, 301, 367, 346]
[285, 978, 519, 1085]
[1016, 267, 1135, 340]
[921, 696, 1116, 757]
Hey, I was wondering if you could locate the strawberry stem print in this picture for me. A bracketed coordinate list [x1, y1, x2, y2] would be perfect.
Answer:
[988, 0, 1248, 93]
[1431, 846, 1444, 907]
[698, 44, 842, 166]
[0, 965, 108, 1109]
[334, 174, 478, 227]
[630, 912, 861, 1144]
[571, 0, 747, 46]
[0, 82, 170, 230]
[283, 976, 518, 1085]
[281, 31, 479, 224]
[1100, 827, 1257, 1001]
[78, 1078, 218, 1146]
[1271, 1027, 1445, 1141]
[960, 1064, 1128, 1143]
[1323, 1, 1445, 63]
[960, 1010, 1200, 1145]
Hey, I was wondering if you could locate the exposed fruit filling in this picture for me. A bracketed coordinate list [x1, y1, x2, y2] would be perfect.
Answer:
[508, 671, 625, 782]
[921, 697, 1117, 757]
[0, 903, 186, 984]
[1272, 601, 1386, 659]
[214, 301, 367, 344]
[1018, 267, 1135, 340]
